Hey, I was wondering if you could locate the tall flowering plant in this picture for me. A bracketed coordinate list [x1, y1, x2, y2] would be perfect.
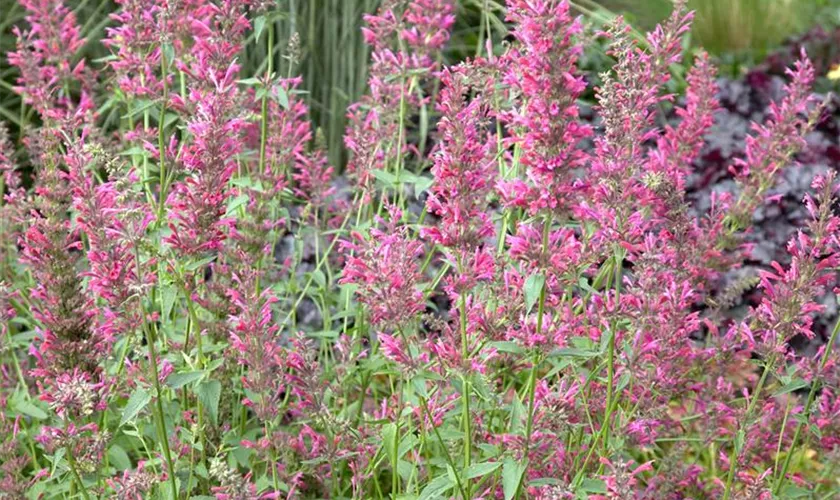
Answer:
[0, 0, 838, 498]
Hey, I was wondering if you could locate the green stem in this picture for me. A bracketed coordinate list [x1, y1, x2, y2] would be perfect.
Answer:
[134, 247, 178, 499]
[4, 328, 27, 393]
[456, 257, 472, 497]
[258, 23, 274, 176]
[722, 354, 776, 500]
[265, 421, 280, 491]
[773, 315, 840, 493]
[393, 72, 409, 210]
[144, 323, 179, 499]
[66, 445, 92, 500]
[419, 397, 468, 500]
[515, 220, 550, 499]
[602, 324, 616, 457]
[602, 249, 623, 459]
[392, 380, 401, 499]
[156, 45, 170, 226]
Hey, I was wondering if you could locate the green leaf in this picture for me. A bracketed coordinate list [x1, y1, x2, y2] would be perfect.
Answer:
[772, 378, 810, 397]
[108, 444, 132, 470]
[160, 285, 177, 321]
[225, 194, 251, 216]
[735, 429, 745, 453]
[15, 400, 48, 420]
[551, 348, 599, 359]
[418, 474, 455, 500]
[307, 330, 338, 339]
[413, 175, 435, 198]
[577, 276, 596, 294]
[162, 42, 175, 65]
[382, 423, 398, 468]
[166, 371, 205, 389]
[398, 434, 419, 460]
[509, 395, 526, 433]
[121, 99, 155, 119]
[311, 269, 327, 288]
[779, 484, 812, 498]
[275, 85, 289, 109]
[580, 478, 608, 493]
[118, 146, 151, 157]
[502, 459, 527, 500]
[490, 341, 525, 355]
[464, 461, 502, 479]
[524, 273, 545, 314]
[411, 376, 428, 398]
[49, 448, 66, 478]
[254, 15, 266, 40]
[197, 380, 222, 425]
[230, 176, 255, 189]
[371, 169, 397, 187]
[186, 255, 216, 272]
[120, 387, 151, 427]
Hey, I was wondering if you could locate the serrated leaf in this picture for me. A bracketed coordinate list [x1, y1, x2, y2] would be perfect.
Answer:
[418, 474, 455, 500]
[121, 99, 155, 119]
[230, 176, 254, 188]
[311, 269, 326, 288]
[307, 330, 338, 339]
[161, 285, 177, 321]
[275, 85, 289, 109]
[577, 276, 596, 294]
[162, 42, 175, 65]
[225, 194, 251, 216]
[254, 15, 266, 40]
[524, 273, 545, 314]
[186, 255, 216, 272]
[371, 168, 397, 186]
[413, 175, 435, 198]
[502, 459, 527, 500]
[509, 395, 526, 433]
[383, 422, 398, 467]
[551, 348, 599, 359]
[398, 434, 419, 460]
[118, 146, 151, 157]
[779, 484, 812, 498]
[108, 445, 132, 470]
[15, 400, 48, 420]
[197, 380, 221, 425]
[581, 478, 608, 493]
[411, 376, 428, 398]
[464, 461, 502, 479]
[166, 371, 205, 389]
[49, 448, 66, 478]
[120, 387, 151, 426]
[490, 341, 525, 354]
[772, 378, 810, 397]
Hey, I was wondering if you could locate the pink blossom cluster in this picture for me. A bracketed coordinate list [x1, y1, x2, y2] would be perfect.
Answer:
[1, 0, 839, 498]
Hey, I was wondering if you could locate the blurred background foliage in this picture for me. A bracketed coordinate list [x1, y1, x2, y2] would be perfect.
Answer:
[1, 0, 840, 168]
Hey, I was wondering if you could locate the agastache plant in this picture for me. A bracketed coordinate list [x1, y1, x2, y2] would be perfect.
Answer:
[1, 0, 839, 498]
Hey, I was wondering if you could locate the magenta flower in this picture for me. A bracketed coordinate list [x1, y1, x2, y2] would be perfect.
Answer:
[8, 0, 92, 119]
[341, 207, 425, 329]
[729, 52, 821, 226]
[227, 271, 286, 420]
[498, 0, 592, 215]
[346, 0, 455, 195]
[166, 62, 244, 256]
